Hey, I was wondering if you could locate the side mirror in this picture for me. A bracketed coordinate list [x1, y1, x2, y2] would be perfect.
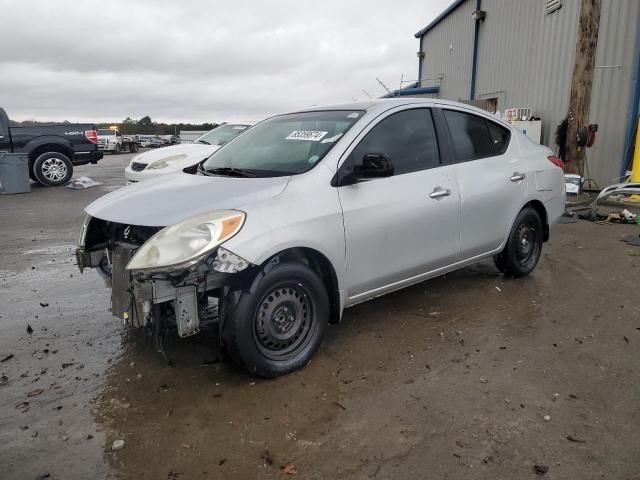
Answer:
[353, 153, 394, 179]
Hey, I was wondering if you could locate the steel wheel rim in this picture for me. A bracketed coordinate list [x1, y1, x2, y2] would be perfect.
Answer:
[515, 222, 537, 263]
[254, 283, 314, 360]
[41, 158, 67, 181]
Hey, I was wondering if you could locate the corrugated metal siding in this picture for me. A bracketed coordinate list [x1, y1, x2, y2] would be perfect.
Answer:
[588, 0, 639, 183]
[417, 0, 639, 185]
[474, 0, 580, 149]
[419, 0, 475, 100]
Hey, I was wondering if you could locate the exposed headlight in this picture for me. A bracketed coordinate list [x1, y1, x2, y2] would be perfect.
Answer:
[146, 154, 188, 170]
[126, 210, 246, 272]
[78, 214, 91, 247]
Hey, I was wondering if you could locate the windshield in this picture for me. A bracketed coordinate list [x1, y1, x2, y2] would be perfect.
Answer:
[97, 129, 115, 136]
[195, 124, 250, 146]
[201, 111, 363, 176]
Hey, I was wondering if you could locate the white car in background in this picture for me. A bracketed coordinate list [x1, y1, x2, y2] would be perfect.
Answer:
[124, 123, 254, 183]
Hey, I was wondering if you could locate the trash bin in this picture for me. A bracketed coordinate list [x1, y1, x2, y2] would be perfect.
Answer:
[0, 153, 30, 194]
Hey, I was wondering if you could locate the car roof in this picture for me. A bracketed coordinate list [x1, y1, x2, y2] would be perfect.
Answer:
[289, 98, 508, 126]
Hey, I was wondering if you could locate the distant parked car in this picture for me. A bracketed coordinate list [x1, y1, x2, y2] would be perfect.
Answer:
[141, 137, 163, 148]
[124, 123, 254, 183]
[78, 99, 565, 378]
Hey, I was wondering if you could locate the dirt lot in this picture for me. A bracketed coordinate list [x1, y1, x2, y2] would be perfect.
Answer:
[1, 152, 639, 480]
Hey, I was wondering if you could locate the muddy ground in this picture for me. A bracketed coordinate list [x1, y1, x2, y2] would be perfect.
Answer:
[1, 152, 639, 480]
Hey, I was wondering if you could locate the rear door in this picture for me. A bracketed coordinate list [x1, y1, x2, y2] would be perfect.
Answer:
[337, 107, 461, 299]
[441, 108, 525, 258]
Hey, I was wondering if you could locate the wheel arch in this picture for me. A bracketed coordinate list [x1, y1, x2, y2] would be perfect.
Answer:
[257, 247, 342, 324]
[523, 199, 549, 242]
[29, 142, 74, 165]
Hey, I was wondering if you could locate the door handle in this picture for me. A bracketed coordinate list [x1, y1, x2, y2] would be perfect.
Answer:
[510, 172, 526, 182]
[429, 187, 451, 199]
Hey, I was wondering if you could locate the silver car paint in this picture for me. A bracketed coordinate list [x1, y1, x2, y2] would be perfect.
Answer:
[84, 98, 565, 315]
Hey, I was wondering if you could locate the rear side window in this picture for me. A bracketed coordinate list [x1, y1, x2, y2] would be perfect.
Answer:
[487, 121, 511, 155]
[444, 109, 495, 161]
[351, 108, 440, 175]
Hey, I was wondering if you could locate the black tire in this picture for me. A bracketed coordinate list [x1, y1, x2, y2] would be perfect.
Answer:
[114, 143, 121, 154]
[222, 260, 329, 378]
[495, 207, 543, 277]
[130, 143, 138, 153]
[32, 152, 73, 187]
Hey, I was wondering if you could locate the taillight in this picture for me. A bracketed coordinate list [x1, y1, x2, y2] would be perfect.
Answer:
[85, 130, 98, 143]
[547, 155, 563, 169]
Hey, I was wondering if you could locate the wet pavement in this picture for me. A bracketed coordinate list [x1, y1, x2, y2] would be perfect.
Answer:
[1, 152, 640, 479]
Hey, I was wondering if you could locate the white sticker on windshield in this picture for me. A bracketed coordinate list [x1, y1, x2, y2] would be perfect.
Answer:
[347, 112, 360, 118]
[285, 130, 328, 142]
[321, 133, 343, 144]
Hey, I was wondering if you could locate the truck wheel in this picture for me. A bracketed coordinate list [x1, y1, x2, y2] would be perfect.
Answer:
[114, 144, 121, 154]
[33, 152, 73, 187]
[130, 143, 138, 153]
[222, 260, 329, 378]
[495, 207, 543, 277]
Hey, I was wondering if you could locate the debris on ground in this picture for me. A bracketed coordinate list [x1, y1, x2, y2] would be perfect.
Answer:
[65, 176, 103, 190]
[534, 464, 549, 475]
[622, 234, 640, 247]
[1, 353, 14, 363]
[566, 435, 586, 443]
[111, 439, 125, 451]
[543, 415, 551, 422]
[39, 302, 49, 307]
[281, 464, 297, 475]
[27, 388, 44, 397]
[261, 449, 274, 466]
[26, 324, 33, 334]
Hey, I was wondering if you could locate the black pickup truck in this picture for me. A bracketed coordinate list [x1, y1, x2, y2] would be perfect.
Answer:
[0, 107, 103, 186]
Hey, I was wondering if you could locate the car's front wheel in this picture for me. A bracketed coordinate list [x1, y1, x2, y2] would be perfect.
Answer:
[494, 207, 543, 277]
[222, 260, 329, 378]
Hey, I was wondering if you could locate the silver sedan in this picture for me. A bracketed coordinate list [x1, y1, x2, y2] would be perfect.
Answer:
[76, 98, 565, 377]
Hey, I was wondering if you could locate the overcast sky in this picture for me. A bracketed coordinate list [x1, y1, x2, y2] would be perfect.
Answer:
[0, 0, 450, 124]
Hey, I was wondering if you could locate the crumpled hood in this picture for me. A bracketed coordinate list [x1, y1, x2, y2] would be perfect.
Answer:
[131, 143, 219, 165]
[86, 173, 290, 227]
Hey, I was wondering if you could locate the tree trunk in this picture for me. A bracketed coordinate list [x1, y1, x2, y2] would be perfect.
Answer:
[564, 0, 601, 175]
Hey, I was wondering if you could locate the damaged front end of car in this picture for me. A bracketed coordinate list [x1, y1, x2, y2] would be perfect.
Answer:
[75, 210, 255, 357]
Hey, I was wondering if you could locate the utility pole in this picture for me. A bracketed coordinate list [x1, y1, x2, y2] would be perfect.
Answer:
[563, 0, 601, 175]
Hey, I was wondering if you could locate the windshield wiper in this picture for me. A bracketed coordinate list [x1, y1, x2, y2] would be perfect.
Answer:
[203, 166, 257, 178]
[195, 139, 211, 145]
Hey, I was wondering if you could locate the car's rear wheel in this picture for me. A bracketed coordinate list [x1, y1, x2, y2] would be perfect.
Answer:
[494, 207, 543, 277]
[222, 260, 329, 378]
[33, 152, 73, 187]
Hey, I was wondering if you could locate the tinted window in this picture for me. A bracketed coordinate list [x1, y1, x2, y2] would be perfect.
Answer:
[351, 109, 440, 176]
[444, 110, 494, 161]
[487, 120, 511, 155]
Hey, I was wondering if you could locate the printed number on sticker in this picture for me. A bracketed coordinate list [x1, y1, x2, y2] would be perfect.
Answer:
[286, 130, 328, 142]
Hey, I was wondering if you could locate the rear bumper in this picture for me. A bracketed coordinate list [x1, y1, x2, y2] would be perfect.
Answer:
[73, 150, 103, 166]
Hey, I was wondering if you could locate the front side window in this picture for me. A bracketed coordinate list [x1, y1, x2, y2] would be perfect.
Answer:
[444, 110, 495, 161]
[349, 108, 440, 176]
[202, 111, 363, 177]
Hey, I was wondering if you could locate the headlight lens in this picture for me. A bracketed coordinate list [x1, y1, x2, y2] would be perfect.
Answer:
[145, 154, 188, 170]
[126, 210, 246, 272]
[78, 214, 91, 247]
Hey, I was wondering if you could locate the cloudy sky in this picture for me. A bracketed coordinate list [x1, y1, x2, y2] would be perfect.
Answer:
[0, 0, 450, 124]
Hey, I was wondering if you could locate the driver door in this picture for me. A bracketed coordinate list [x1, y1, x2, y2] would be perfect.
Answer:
[337, 108, 461, 299]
